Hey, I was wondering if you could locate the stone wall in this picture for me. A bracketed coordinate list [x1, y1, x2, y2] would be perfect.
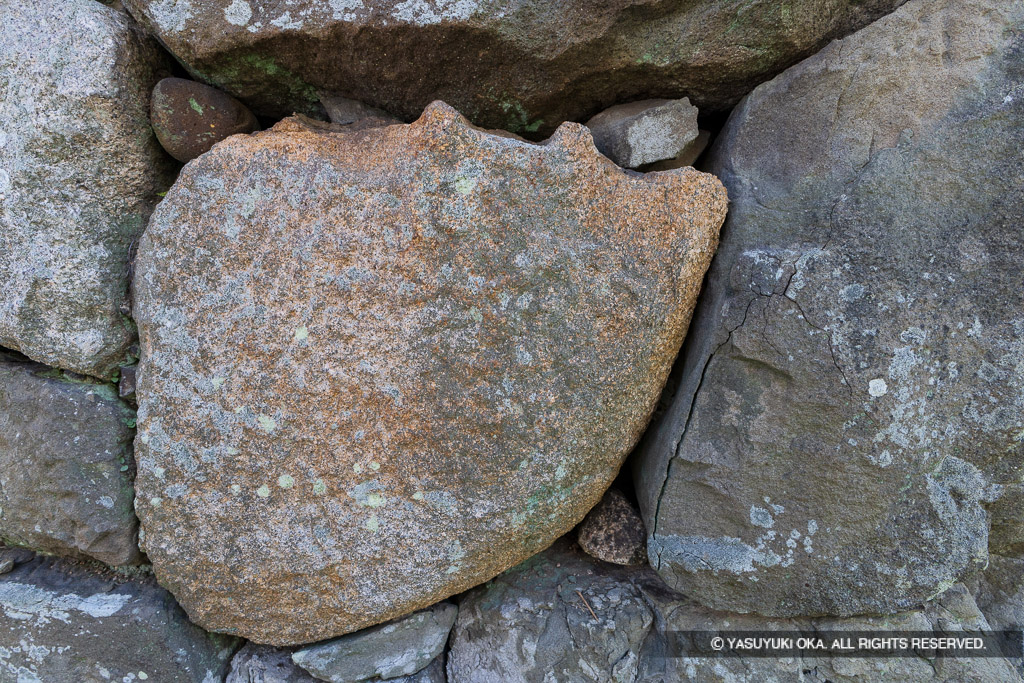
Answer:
[0, 0, 1019, 681]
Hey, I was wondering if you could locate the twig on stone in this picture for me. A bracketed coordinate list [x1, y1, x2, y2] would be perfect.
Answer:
[576, 590, 598, 622]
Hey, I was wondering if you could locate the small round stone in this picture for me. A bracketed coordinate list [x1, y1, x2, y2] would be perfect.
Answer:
[577, 489, 647, 566]
[150, 77, 259, 163]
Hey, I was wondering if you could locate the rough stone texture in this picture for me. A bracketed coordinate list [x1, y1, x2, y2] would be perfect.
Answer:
[151, 77, 260, 163]
[227, 643, 319, 683]
[0, 0, 176, 380]
[119, 363, 139, 403]
[644, 129, 711, 172]
[991, 484, 1024, 557]
[0, 359, 140, 566]
[577, 489, 647, 566]
[320, 94, 400, 127]
[585, 99, 699, 169]
[635, 0, 1024, 618]
[0, 555, 239, 682]
[792, 586, 1022, 683]
[293, 603, 456, 681]
[228, 643, 447, 683]
[133, 101, 726, 645]
[447, 539, 656, 683]
[448, 539, 1022, 682]
[122, 0, 906, 135]
[394, 656, 446, 683]
[974, 555, 1024, 634]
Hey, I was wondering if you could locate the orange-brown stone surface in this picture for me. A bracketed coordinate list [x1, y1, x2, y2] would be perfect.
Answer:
[132, 101, 727, 645]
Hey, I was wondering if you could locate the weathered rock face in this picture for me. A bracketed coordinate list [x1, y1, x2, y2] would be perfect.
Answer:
[0, 360, 139, 566]
[151, 77, 260, 163]
[227, 643, 447, 683]
[991, 484, 1024, 557]
[973, 555, 1024, 634]
[585, 99, 699, 170]
[635, 0, 1024, 617]
[292, 603, 456, 682]
[645, 129, 711, 172]
[577, 488, 647, 566]
[122, 0, 906, 134]
[448, 539, 656, 683]
[0, 0, 175, 380]
[133, 101, 727, 645]
[449, 539, 1023, 682]
[0, 556, 239, 682]
[227, 644, 320, 683]
[320, 94, 400, 127]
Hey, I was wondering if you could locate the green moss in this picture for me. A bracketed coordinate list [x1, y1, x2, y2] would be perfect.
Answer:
[193, 53, 321, 112]
[188, 97, 204, 115]
[487, 90, 545, 135]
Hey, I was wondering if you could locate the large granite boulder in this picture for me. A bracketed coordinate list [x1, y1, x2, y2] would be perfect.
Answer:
[0, 359, 140, 566]
[122, 0, 905, 134]
[0, 0, 176, 380]
[133, 102, 727, 645]
[635, 0, 1024, 617]
[449, 539, 1022, 682]
[0, 555, 239, 682]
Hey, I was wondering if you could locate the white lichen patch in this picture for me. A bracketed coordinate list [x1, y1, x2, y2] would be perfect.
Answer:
[148, 0, 195, 33]
[0, 583, 131, 625]
[650, 534, 782, 574]
[749, 505, 774, 528]
[257, 415, 277, 433]
[223, 0, 252, 26]
[868, 378, 888, 397]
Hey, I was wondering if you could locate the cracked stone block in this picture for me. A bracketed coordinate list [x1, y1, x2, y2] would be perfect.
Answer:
[0, 0, 175, 379]
[634, 0, 1024, 617]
